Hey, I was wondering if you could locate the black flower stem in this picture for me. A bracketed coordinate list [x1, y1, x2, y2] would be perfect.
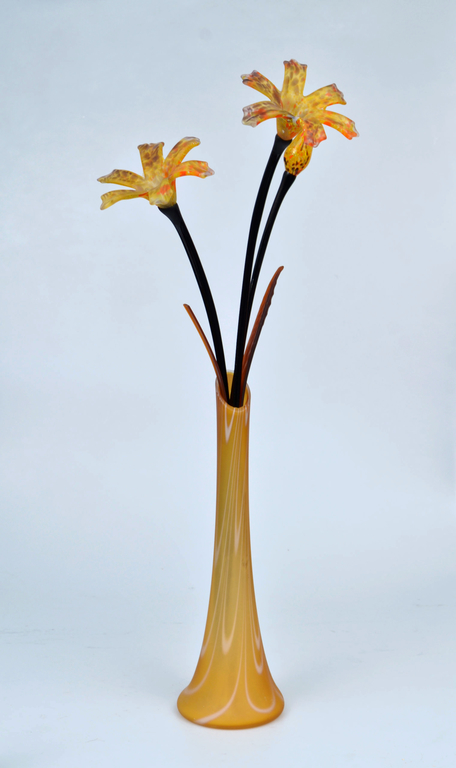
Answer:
[159, 203, 229, 399]
[230, 135, 291, 407]
[246, 171, 296, 326]
[234, 172, 296, 406]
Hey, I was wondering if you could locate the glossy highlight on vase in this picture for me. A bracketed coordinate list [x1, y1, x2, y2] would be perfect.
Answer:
[177, 376, 284, 728]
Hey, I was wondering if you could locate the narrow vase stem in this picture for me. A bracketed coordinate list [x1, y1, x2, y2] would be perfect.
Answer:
[160, 204, 229, 398]
[230, 135, 291, 408]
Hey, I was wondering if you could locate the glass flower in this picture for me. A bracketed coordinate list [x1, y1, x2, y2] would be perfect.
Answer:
[98, 137, 214, 209]
[242, 59, 358, 175]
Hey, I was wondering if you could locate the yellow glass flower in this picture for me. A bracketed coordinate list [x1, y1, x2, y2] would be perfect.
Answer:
[98, 137, 214, 209]
[242, 59, 358, 175]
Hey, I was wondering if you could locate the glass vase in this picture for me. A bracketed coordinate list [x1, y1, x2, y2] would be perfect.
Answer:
[177, 375, 284, 728]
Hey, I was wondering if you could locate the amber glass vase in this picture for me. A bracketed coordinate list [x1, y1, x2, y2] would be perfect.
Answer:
[177, 375, 284, 729]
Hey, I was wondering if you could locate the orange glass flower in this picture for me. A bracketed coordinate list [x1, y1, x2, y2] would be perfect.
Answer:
[98, 137, 214, 209]
[242, 59, 358, 175]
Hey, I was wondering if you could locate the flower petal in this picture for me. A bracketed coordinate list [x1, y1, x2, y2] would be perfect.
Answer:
[284, 134, 313, 175]
[138, 143, 164, 180]
[172, 160, 215, 179]
[304, 83, 346, 109]
[164, 137, 201, 175]
[296, 118, 327, 147]
[97, 169, 145, 189]
[149, 179, 177, 208]
[241, 70, 282, 105]
[319, 110, 359, 140]
[242, 101, 293, 128]
[281, 59, 307, 100]
[100, 189, 142, 210]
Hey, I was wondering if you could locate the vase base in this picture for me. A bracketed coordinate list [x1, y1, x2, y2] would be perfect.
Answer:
[177, 688, 284, 730]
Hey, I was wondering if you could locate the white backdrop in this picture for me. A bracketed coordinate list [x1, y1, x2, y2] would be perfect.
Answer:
[1, 0, 455, 765]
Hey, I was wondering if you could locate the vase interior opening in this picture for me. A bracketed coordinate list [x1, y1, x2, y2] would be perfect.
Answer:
[217, 371, 250, 409]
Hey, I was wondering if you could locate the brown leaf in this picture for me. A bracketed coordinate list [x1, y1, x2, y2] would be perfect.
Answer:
[240, 266, 284, 400]
[183, 305, 228, 402]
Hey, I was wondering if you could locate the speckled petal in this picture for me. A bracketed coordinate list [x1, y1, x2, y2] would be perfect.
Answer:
[298, 119, 328, 147]
[138, 143, 164, 180]
[276, 114, 302, 141]
[164, 137, 201, 175]
[319, 110, 359, 139]
[149, 179, 177, 208]
[242, 101, 293, 128]
[281, 59, 307, 100]
[100, 189, 142, 210]
[241, 70, 282, 105]
[304, 83, 346, 109]
[284, 134, 313, 176]
[172, 160, 215, 179]
[97, 169, 145, 189]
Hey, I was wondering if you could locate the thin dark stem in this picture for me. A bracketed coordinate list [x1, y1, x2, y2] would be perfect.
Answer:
[230, 135, 291, 407]
[247, 171, 296, 325]
[159, 204, 229, 398]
